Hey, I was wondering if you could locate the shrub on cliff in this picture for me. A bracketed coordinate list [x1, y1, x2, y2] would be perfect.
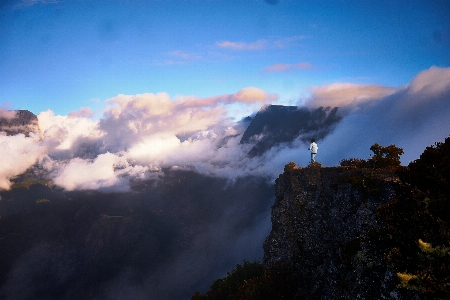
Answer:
[368, 143, 404, 168]
[339, 157, 368, 168]
[192, 261, 296, 299]
[307, 161, 322, 168]
[284, 162, 299, 172]
[368, 137, 450, 298]
[340, 143, 404, 169]
[399, 138, 450, 200]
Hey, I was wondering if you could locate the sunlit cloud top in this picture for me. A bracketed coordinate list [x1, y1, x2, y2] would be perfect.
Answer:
[1, 66, 449, 192]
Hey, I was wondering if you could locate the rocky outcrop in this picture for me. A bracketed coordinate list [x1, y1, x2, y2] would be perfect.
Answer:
[263, 165, 420, 299]
[0, 110, 40, 137]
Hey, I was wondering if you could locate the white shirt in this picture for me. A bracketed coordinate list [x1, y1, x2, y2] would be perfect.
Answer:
[309, 142, 318, 153]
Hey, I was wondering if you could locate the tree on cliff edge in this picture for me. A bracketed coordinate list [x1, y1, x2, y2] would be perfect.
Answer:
[368, 143, 404, 168]
[340, 143, 404, 168]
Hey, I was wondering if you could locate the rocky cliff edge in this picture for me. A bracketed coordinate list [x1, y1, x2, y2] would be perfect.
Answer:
[263, 165, 420, 299]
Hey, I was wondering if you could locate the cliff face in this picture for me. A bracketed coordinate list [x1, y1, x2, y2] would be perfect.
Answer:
[0, 110, 40, 137]
[263, 166, 419, 299]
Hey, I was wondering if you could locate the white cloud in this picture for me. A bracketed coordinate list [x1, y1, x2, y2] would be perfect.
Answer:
[273, 35, 306, 48]
[177, 87, 278, 108]
[38, 110, 104, 153]
[164, 50, 203, 65]
[305, 83, 396, 108]
[231, 87, 278, 104]
[408, 66, 450, 95]
[0, 133, 45, 189]
[68, 107, 94, 118]
[261, 62, 312, 73]
[3, 67, 450, 190]
[316, 66, 450, 166]
[127, 134, 181, 164]
[216, 36, 305, 51]
[52, 152, 149, 191]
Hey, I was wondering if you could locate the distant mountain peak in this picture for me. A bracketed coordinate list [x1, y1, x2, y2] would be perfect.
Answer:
[240, 105, 341, 156]
[0, 110, 40, 137]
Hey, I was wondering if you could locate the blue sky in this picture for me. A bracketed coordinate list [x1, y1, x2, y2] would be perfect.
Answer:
[2, 0, 449, 118]
[1, 3, 450, 297]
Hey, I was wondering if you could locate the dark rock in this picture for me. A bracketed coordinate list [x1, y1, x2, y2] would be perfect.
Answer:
[263, 166, 420, 299]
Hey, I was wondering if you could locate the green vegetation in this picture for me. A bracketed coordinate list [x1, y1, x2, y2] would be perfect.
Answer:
[339, 157, 368, 168]
[368, 143, 404, 168]
[10, 177, 52, 189]
[340, 143, 404, 198]
[35, 198, 50, 204]
[192, 261, 296, 300]
[368, 137, 450, 298]
[340, 143, 404, 169]
[284, 162, 300, 172]
[283, 161, 321, 172]
[341, 170, 387, 199]
[307, 161, 322, 168]
[340, 140, 450, 296]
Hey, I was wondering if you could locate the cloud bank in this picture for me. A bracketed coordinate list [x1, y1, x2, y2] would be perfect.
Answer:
[0, 67, 449, 191]
[316, 66, 450, 164]
[0, 133, 45, 189]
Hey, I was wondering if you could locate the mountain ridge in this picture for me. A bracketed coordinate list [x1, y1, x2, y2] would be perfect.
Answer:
[240, 105, 341, 156]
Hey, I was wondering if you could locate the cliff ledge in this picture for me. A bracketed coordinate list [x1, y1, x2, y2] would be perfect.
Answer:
[263, 165, 419, 299]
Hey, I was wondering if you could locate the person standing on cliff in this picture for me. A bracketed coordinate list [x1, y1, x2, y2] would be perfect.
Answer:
[309, 138, 318, 163]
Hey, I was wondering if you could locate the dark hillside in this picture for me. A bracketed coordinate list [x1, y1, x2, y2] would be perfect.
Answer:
[0, 186, 180, 299]
[240, 105, 341, 156]
[0, 170, 274, 299]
